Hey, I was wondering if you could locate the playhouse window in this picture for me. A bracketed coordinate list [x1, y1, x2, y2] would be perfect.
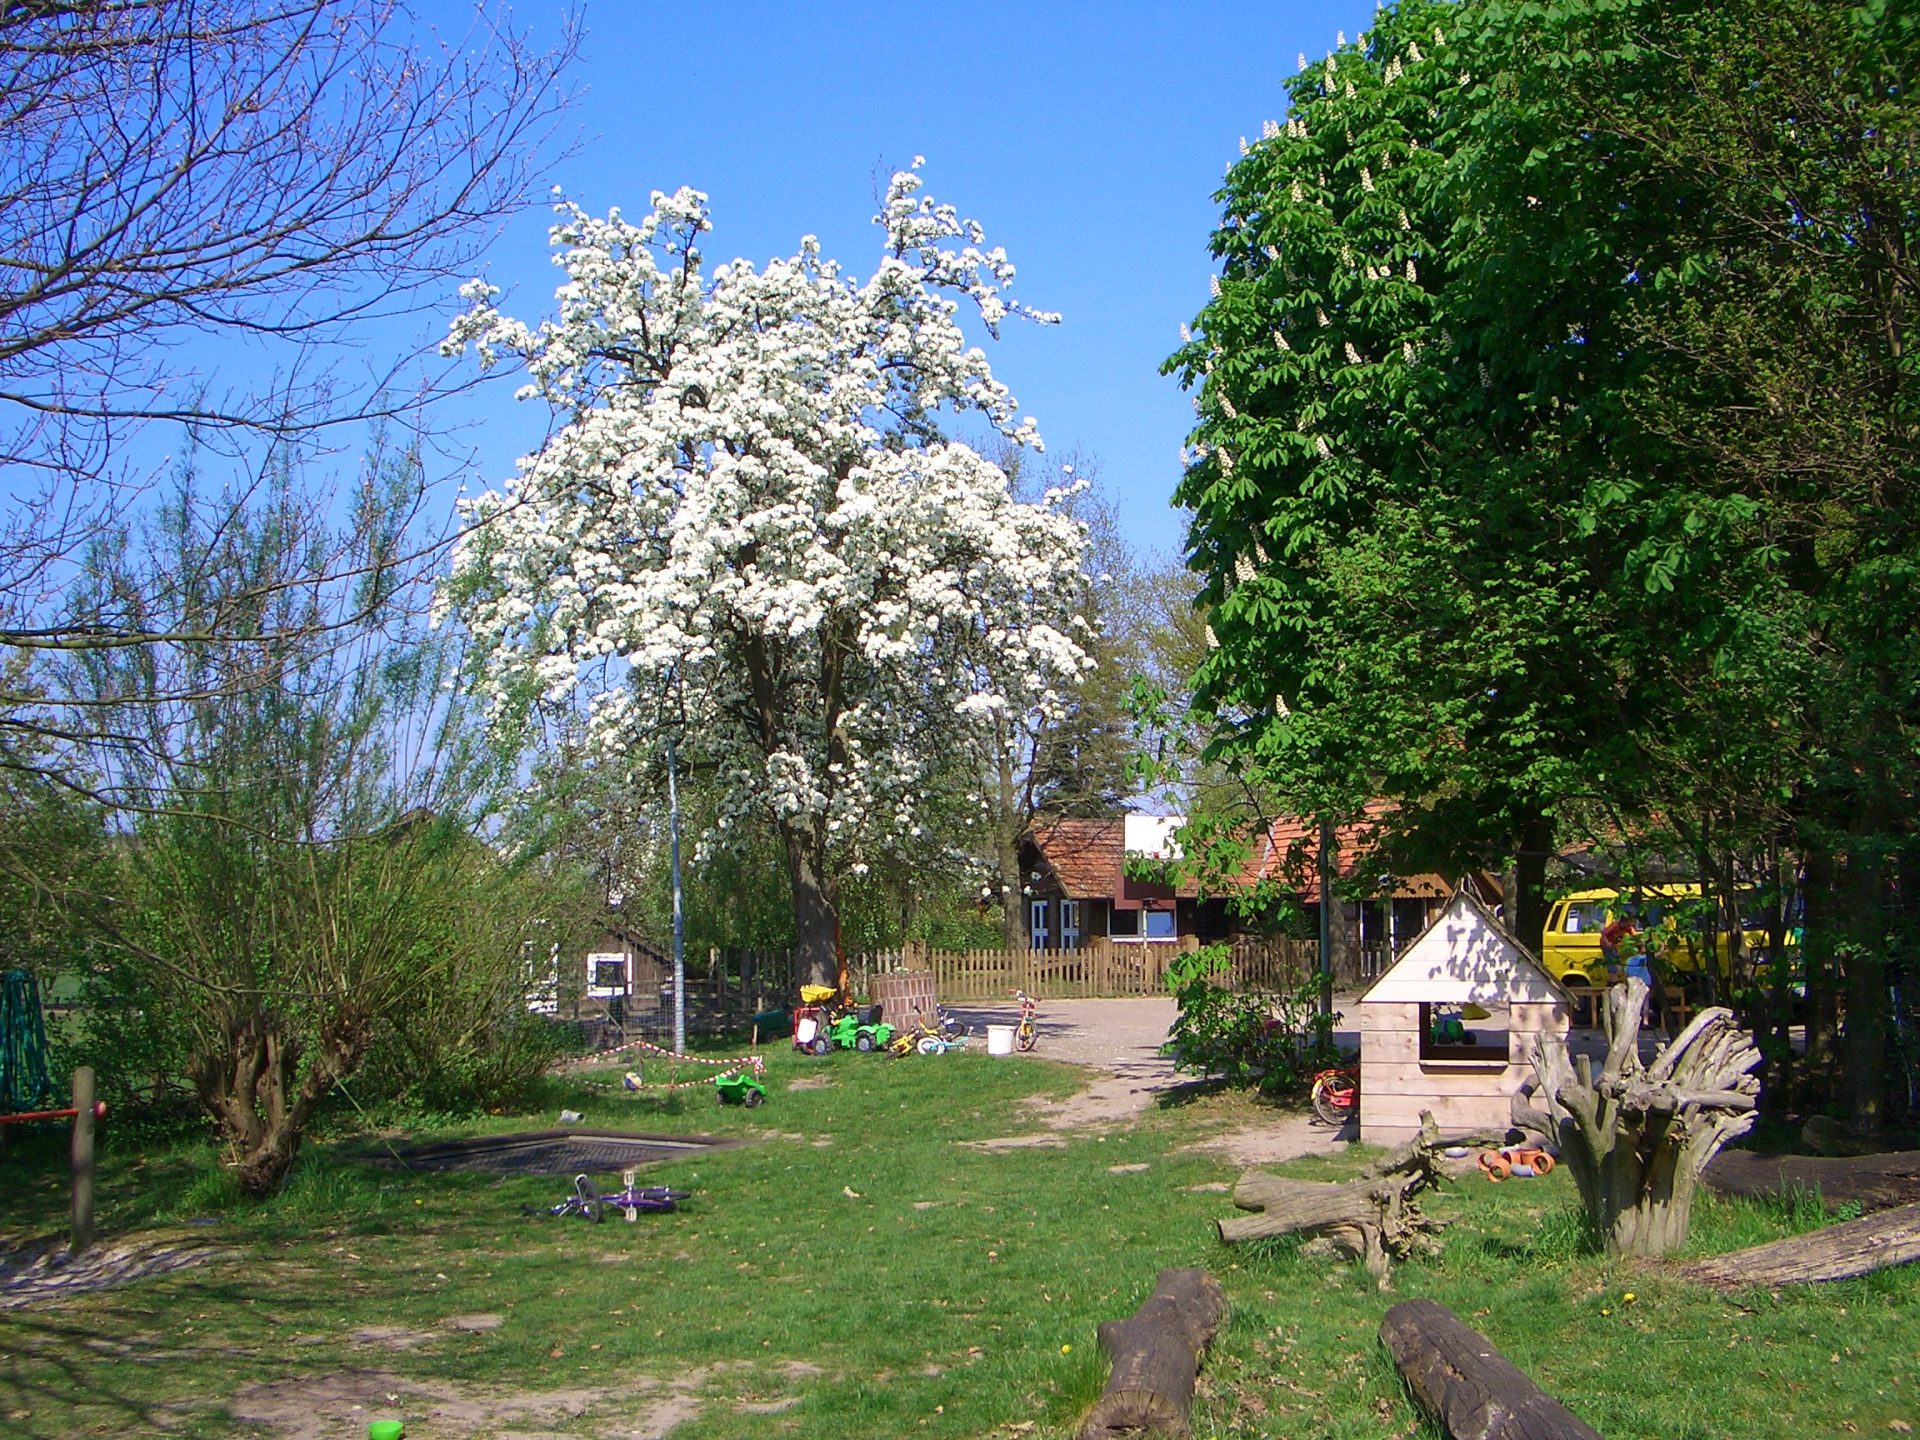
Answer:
[1417, 1001, 1508, 1066]
[592, 958, 628, 991]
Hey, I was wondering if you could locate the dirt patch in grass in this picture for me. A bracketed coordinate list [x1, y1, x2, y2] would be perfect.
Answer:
[960, 1134, 1069, 1151]
[0, 1232, 232, 1309]
[226, 1362, 759, 1440]
[1179, 1112, 1353, 1168]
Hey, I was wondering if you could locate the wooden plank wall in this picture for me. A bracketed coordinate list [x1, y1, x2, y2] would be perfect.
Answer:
[1358, 1000, 1568, 1145]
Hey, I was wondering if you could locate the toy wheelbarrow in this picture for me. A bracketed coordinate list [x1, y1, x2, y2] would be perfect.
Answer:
[714, 1069, 767, 1107]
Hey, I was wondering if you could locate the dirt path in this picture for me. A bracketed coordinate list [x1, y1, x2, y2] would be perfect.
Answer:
[946, 995, 1362, 1166]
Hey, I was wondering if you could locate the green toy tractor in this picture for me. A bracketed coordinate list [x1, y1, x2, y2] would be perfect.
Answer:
[828, 1011, 895, 1053]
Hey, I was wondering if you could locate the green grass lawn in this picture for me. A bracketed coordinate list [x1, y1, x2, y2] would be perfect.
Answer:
[2, 1044, 1916, 1439]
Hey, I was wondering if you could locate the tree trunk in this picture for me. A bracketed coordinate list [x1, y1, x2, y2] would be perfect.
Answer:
[1514, 981, 1762, 1257]
[1756, 843, 1795, 1122]
[1511, 812, 1554, 960]
[996, 736, 1027, 954]
[1803, 848, 1842, 1074]
[1078, 1268, 1227, 1440]
[1678, 1201, 1920, 1289]
[1379, 1299, 1605, 1440]
[782, 823, 840, 990]
[1841, 818, 1889, 1133]
[189, 1005, 365, 1198]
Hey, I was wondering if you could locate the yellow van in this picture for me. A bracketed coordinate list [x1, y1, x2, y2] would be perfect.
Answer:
[1541, 886, 1789, 987]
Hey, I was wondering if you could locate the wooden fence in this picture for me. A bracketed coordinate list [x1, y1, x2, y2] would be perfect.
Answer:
[578, 933, 1339, 1039]
[690, 936, 1324, 1010]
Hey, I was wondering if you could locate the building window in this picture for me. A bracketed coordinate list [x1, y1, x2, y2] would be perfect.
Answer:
[1416, 1001, 1508, 1066]
[1143, 908, 1176, 941]
[1110, 907, 1140, 939]
[1029, 899, 1050, 950]
[590, 956, 627, 991]
[1060, 900, 1081, 950]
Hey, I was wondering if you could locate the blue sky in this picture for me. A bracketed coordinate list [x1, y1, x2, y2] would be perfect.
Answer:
[428, 0, 1378, 563]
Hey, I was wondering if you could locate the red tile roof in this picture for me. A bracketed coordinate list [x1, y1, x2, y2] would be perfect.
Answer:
[1028, 805, 1453, 906]
[1028, 818, 1128, 899]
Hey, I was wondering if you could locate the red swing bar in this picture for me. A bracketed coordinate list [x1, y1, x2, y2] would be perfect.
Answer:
[0, 1100, 107, 1125]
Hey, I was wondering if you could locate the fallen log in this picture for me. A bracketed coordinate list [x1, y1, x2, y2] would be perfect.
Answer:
[1704, 1148, 1920, 1214]
[1218, 1114, 1514, 1281]
[1379, 1298, 1605, 1440]
[1677, 1199, 1920, 1289]
[1078, 1267, 1227, 1440]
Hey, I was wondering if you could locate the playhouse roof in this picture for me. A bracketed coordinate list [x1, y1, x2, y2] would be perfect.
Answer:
[1360, 889, 1567, 1006]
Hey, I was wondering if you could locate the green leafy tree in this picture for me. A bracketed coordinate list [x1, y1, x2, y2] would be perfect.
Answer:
[1166, 1, 1614, 953]
[1171, 0, 1919, 1129]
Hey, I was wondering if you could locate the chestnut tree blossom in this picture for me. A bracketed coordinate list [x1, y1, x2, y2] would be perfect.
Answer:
[442, 164, 1091, 983]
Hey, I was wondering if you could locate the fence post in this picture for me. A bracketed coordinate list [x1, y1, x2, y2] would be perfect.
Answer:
[70, 1066, 95, 1256]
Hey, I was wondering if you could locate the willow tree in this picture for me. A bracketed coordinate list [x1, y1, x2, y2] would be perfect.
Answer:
[443, 165, 1091, 986]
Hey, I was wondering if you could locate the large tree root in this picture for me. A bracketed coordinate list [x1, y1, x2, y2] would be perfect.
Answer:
[1217, 1114, 1513, 1284]
[1678, 1199, 1920, 1289]
[1077, 1267, 1227, 1440]
[1379, 1298, 1605, 1440]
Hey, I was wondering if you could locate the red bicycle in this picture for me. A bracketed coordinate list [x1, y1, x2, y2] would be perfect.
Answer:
[1309, 1066, 1359, 1126]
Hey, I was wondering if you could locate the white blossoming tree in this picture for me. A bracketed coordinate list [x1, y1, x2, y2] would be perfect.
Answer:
[442, 163, 1091, 985]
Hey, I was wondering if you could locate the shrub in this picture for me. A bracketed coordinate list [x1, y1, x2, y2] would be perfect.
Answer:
[1165, 944, 1338, 1096]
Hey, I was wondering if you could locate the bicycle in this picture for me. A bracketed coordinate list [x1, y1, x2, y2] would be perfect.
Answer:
[888, 1008, 970, 1056]
[523, 1173, 690, 1223]
[1309, 1066, 1359, 1127]
[1011, 989, 1039, 1052]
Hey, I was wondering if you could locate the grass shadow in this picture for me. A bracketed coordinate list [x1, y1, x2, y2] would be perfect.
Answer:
[1151, 1076, 1235, 1109]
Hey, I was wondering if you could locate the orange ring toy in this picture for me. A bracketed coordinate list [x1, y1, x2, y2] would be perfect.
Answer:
[1478, 1149, 1512, 1182]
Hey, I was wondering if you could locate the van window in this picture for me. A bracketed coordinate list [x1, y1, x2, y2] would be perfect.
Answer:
[1562, 902, 1607, 934]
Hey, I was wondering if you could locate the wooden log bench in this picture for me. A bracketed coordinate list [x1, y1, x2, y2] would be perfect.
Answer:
[1678, 1199, 1920, 1289]
[1379, 1298, 1605, 1440]
[1078, 1267, 1227, 1440]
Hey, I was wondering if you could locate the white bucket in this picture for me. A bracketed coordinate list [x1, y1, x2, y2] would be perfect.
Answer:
[986, 1024, 1015, 1056]
[795, 1015, 819, 1045]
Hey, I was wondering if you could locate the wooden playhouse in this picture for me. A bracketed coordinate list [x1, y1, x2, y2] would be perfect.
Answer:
[1357, 890, 1571, 1146]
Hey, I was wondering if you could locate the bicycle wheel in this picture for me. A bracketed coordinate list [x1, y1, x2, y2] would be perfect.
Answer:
[1016, 1022, 1036, 1052]
[1310, 1077, 1348, 1127]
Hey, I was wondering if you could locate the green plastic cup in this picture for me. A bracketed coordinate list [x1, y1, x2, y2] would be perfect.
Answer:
[368, 1422, 404, 1440]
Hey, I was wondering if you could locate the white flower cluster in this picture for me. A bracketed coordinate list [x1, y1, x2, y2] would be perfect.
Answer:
[442, 163, 1091, 868]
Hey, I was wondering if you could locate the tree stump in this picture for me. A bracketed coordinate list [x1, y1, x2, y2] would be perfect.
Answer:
[1678, 1200, 1920, 1289]
[1379, 1298, 1605, 1440]
[1217, 1113, 1513, 1283]
[1078, 1267, 1227, 1440]
[1513, 979, 1760, 1257]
